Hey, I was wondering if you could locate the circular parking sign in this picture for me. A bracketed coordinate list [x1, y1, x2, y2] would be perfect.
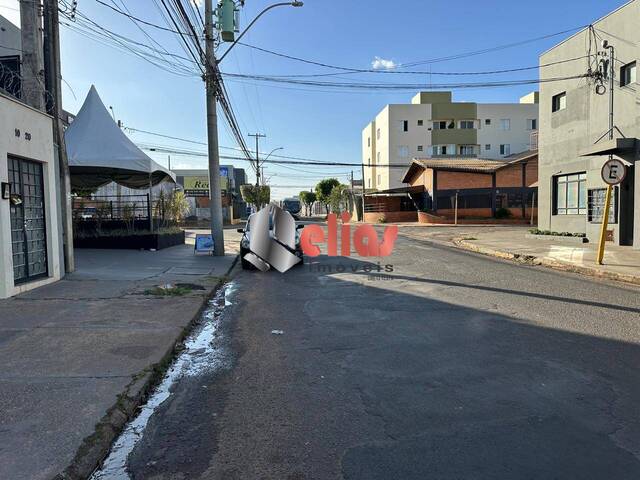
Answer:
[601, 159, 626, 185]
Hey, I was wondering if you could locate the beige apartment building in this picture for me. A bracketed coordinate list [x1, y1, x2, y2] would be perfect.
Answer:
[362, 91, 539, 191]
[538, 0, 639, 247]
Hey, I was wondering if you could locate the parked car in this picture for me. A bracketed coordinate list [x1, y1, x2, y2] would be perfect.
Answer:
[80, 207, 97, 219]
[238, 214, 304, 270]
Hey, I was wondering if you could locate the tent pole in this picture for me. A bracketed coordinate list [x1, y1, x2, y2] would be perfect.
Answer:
[149, 171, 153, 233]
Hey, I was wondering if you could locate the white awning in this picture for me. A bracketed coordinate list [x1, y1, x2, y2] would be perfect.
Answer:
[65, 85, 175, 189]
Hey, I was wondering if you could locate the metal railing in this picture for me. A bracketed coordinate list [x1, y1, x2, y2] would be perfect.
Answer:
[72, 194, 151, 221]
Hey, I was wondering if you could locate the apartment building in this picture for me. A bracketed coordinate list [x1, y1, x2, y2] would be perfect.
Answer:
[538, 0, 639, 247]
[362, 91, 539, 191]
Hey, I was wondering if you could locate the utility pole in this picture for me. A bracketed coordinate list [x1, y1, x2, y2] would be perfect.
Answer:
[204, 0, 225, 256]
[248, 133, 266, 187]
[20, 0, 45, 110]
[43, 0, 74, 272]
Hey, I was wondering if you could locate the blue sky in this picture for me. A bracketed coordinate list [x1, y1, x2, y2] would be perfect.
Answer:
[0, 0, 629, 199]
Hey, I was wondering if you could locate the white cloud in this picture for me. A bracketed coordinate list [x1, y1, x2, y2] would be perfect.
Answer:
[371, 56, 397, 70]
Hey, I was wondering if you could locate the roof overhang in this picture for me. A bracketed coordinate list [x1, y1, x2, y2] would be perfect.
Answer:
[580, 138, 639, 159]
[366, 186, 424, 196]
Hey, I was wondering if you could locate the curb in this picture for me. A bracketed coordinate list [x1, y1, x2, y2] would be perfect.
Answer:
[53, 254, 239, 480]
[453, 239, 640, 286]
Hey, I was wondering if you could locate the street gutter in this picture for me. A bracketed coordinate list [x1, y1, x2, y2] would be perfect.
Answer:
[52, 254, 239, 480]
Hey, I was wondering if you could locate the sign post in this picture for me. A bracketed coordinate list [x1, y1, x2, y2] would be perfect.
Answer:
[597, 159, 626, 265]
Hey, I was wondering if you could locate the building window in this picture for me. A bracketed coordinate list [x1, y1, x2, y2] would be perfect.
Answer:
[552, 92, 566, 112]
[368, 178, 371, 188]
[417, 145, 423, 152]
[485, 144, 491, 151]
[588, 188, 618, 223]
[499, 119, 511, 130]
[367, 137, 370, 147]
[459, 120, 475, 130]
[485, 119, 491, 126]
[555, 173, 586, 215]
[417, 119, 424, 126]
[376, 152, 381, 164]
[527, 119, 537, 130]
[376, 128, 380, 139]
[432, 120, 447, 130]
[397, 145, 409, 158]
[621, 61, 636, 87]
[499, 144, 511, 156]
[377, 174, 381, 185]
[460, 145, 475, 155]
[403, 120, 409, 132]
[432, 145, 450, 156]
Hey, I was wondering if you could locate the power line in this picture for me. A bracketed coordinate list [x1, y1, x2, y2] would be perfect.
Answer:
[233, 55, 590, 79]
[221, 72, 590, 91]
[236, 25, 588, 74]
[140, 145, 423, 168]
[92, 0, 191, 34]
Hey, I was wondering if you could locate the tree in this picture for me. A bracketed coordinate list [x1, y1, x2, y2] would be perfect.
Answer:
[240, 184, 271, 210]
[315, 178, 340, 215]
[167, 191, 190, 223]
[299, 191, 316, 216]
[328, 184, 350, 213]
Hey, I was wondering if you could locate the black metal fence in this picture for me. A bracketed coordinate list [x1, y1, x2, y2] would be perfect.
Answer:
[72, 194, 151, 221]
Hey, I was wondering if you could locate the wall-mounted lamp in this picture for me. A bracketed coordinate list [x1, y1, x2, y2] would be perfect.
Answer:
[1, 182, 10, 200]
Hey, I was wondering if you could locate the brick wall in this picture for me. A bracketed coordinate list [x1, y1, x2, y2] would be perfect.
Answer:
[408, 168, 433, 189]
[364, 211, 417, 223]
[525, 159, 538, 186]
[437, 171, 493, 190]
[495, 163, 523, 187]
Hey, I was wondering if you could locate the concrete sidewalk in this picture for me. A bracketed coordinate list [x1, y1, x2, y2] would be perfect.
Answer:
[0, 236, 238, 480]
[400, 225, 640, 285]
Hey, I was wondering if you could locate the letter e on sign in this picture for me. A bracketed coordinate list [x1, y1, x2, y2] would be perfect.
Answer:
[601, 159, 626, 185]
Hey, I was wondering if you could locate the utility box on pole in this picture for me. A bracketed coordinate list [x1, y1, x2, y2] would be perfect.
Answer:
[216, 0, 237, 42]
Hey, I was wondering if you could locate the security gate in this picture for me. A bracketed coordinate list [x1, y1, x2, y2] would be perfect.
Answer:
[9, 157, 48, 283]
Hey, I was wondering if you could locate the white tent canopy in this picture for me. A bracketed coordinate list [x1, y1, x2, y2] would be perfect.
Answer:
[65, 85, 175, 190]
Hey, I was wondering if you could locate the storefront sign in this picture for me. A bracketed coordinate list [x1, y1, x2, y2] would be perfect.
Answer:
[194, 233, 214, 254]
[183, 169, 229, 196]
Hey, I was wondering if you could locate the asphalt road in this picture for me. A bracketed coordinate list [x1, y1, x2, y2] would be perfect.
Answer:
[126, 228, 640, 479]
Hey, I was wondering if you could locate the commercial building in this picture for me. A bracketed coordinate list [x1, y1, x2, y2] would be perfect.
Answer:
[173, 167, 247, 223]
[0, 92, 62, 298]
[537, 0, 639, 247]
[362, 91, 539, 191]
[401, 151, 538, 224]
[0, 14, 64, 298]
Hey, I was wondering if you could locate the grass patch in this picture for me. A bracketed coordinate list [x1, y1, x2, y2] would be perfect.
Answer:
[528, 228, 586, 238]
[145, 285, 193, 296]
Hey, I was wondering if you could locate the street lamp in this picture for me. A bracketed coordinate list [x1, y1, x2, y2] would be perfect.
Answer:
[257, 147, 284, 186]
[218, 2, 304, 63]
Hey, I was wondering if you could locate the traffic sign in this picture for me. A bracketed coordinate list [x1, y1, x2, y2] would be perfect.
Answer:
[601, 159, 626, 185]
